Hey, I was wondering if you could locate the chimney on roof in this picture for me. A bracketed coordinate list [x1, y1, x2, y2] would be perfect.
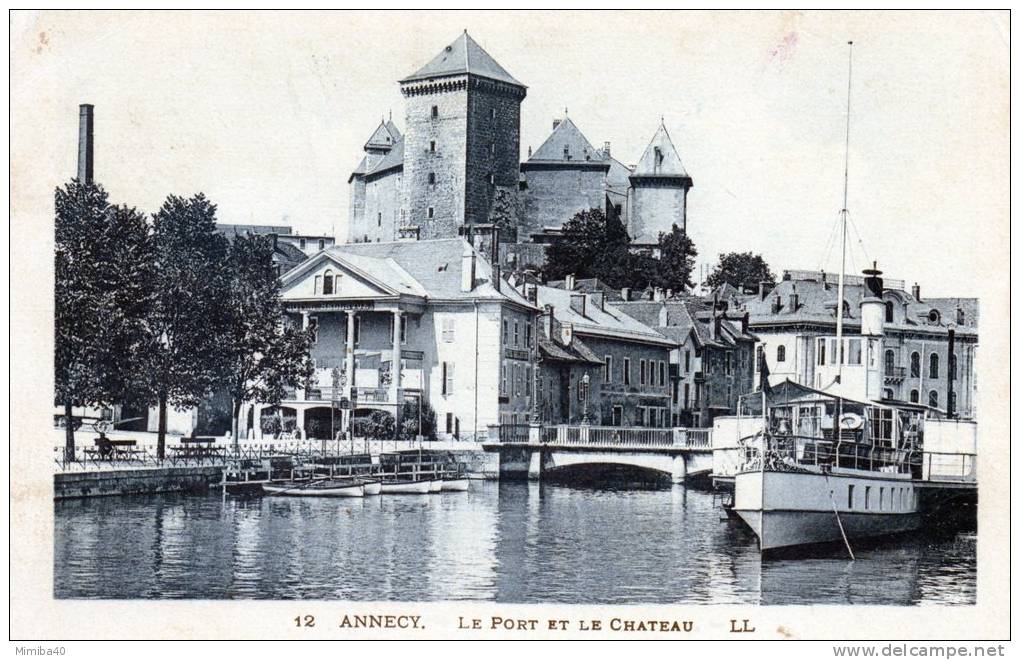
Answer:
[77, 104, 94, 184]
[570, 293, 587, 318]
[461, 243, 476, 293]
[771, 295, 782, 314]
[528, 145, 532, 158]
[552, 119, 562, 131]
[912, 282, 921, 302]
[590, 291, 605, 312]
[565, 273, 576, 291]
[620, 287, 631, 302]
[603, 141, 611, 158]
[543, 304, 555, 340]
[525, 284, 538, 305]
[492, 263, 501, 292]
[790, 285, 799, 311]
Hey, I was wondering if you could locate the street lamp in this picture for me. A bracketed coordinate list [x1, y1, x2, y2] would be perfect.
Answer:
[581, 372, 590, 425]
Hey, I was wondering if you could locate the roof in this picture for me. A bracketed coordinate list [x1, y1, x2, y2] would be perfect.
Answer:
[364, 120, 402, 151]
[365, 138, 404, 179]
[631, 123, 690, 180]
[400, 31, 524, 87]
[290, 238, 535, 307]
[616, 298, 756, 349]
[216, 223, 293, 236]
[525, 117, 606, 165]
[538, 336, 604, 365]
[535, 284, 672, 347]
[739, 274, 978, 337]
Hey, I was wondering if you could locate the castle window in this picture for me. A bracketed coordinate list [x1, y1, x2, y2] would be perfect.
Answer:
[929, 353, 939, 379]
[431, 105, 438, 119]
[910, 351, 920, 377]
[430, 140, 436, 153]
[377, 212, 382, 227]
[428, 172, 435, 185]
[427, 207, 434, 219]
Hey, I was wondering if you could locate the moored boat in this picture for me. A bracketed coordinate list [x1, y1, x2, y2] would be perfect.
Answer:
[379, 479, 432, 495]
[428, 479, 443, 492]
[262, 479, 365, 498]
[360, 480, 382, 496]
[440, 477, 470, 491]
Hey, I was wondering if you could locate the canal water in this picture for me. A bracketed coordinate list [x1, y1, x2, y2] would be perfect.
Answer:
[54, 481, 976, 604]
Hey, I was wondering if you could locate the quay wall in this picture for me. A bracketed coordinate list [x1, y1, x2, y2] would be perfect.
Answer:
[55, 466, 223, 500]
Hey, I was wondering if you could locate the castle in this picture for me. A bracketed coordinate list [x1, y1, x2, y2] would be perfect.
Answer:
[347, 31, 693, 262]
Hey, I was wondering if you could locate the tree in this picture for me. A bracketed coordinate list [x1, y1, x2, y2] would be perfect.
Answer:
[649, 224, 698, 292]
[219, 233, 314, 450]
[542, 207, 632, 284]
[55, 180, 154, 461]
[706, 252, 775, 291]
[133, 194, 231, 459]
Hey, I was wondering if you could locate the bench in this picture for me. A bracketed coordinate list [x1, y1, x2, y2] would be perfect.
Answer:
[87, 437, 143, 462]
[180, 436, 217, 444]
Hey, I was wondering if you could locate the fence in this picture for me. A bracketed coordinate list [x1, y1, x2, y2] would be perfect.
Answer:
[493, 424, 712, 450]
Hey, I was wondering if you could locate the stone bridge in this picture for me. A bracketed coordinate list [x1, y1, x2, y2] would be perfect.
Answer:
[483, 424, 714, 484]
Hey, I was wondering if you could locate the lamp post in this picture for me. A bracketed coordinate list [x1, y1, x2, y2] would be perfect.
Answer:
[581, 372, 591, 425]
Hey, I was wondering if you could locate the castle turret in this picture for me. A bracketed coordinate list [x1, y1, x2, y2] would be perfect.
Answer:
[628, 121, 692, 245]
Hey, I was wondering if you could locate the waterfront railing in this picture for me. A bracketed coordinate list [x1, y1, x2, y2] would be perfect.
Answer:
[491, 424, 712, 450]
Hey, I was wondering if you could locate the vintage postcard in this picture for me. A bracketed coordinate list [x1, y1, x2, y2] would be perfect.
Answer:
[9, 9, 1011, 646]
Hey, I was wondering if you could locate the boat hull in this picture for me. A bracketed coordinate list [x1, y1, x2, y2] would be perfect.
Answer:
[428, 479, 443, 492]
[734, 469, 921, 551]
[379, 479, 432, 494]
[262, 482, 365, 498]
[440, 478, 470, 492]
[361, 480, 382, 496]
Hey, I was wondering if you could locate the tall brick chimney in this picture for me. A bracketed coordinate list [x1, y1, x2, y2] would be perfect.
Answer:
[77, 104, 94, 184]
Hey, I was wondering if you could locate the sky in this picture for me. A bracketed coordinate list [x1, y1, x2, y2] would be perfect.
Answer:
[11, 10, 1009, 298]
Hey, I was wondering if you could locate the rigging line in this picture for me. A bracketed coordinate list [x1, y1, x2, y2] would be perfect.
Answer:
[819, 211, 842, 272]
[844, 209, 872, 264]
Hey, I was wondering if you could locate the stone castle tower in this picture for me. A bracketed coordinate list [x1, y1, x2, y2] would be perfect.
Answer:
[399, 31, 526, 240]
[627, 122, 693, 246]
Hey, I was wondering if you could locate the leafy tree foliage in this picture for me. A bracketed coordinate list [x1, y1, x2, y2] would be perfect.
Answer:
[131, 194, 231, 458]
[647, 224, 698, 292]
[55, 180, 154, 460]
[219, 233, 314, 449]
[706, 252, 775, 291]
[399, 398, 437, 441]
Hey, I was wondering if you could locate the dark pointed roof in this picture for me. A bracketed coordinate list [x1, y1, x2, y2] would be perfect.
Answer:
[527, 116, 604, 164]
[400, 31, 523, 87]
[631, 123, 690, 180]
[365, 138, 404, 179]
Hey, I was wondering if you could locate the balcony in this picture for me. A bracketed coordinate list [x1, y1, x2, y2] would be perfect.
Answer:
[884, 366, 906, 384]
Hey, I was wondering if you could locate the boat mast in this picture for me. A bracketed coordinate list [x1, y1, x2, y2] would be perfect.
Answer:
[835, 40, 854, 385]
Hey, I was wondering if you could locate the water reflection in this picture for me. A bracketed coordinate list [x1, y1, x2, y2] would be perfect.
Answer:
[54, 481, 974, 605]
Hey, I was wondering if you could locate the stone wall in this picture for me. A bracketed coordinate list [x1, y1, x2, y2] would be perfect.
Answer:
[629, 180, 688, 245]
[465, 81, 522, 227]
[519, 165, 608, 240]
[359, 169, 404, 243]
[55, 466, 222, 499]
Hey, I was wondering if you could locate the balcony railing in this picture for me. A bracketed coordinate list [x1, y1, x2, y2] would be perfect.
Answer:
[884, 366, 907, 381]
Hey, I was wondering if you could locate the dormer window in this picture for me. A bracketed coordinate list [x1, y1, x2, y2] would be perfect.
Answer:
[928, 309, 941, 324]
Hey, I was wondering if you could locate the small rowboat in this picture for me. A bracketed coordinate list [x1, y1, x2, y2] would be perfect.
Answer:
[379, 479, 432, 495]
[361, 480, 382, 496]
[428, 479, 443, 493]
[262, 480, 365, 498]
[441, 478, 470, 492]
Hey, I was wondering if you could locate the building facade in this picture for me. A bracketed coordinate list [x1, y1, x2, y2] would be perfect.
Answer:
[255, 238, 539, 441]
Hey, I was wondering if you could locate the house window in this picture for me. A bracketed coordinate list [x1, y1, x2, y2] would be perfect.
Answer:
[884, 349, 896, 376]
[659, 361, 666, 387]
[817, 338, 826, 366]
[299, 238, 306, 250]
[910, 351, 921, 377]
[775, 345, 785, 363]
[624, 358, 631, 385]
[849, 338, 862, 365]
[322, 270, 334, 295]
[612, 405, 623, 426]
[909, 389, 919, 403]
[726, 352, 733, 374]
[502, 319, 508, 345]
[525, 324, 532, 348]
[431, 105, 438, 119]
[929, 353, 939, 379]
[639, 359, 646, 385]
[513, 321, 519, 347]
[428, 172, 436, 185]
[427, 207, 435, 219]
[441, 318, 455, 343]
[446, 412, 453, 434]
[501, 364, 507, 395]
[683, 384, 690, 408]
[442, 362, 454, 395]
[684, 350, 690, 372]
[885, 300, 895, 323]
[604, 356, 612, 384]
[430, 140, 436, 153]
[314, 275, 322, 294]
[929, 390, 939, 408]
